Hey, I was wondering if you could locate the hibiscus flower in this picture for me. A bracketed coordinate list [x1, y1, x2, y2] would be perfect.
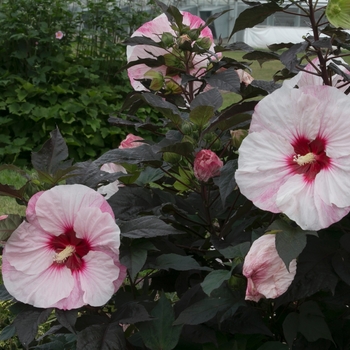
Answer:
[126, 12, 218, 93]
[2, 184, 126, 309]
[97, 163, 127, 200]
[243, 234, 296, 302]
[235, 84, 350, 230]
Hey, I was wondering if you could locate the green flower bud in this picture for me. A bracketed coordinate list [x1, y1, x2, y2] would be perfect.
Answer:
[182, 26, 200, 41]
[164, 80, 183, 95]
[163, 152, 182, 164]
[326, 0, 350, 29]
[161, 32, 174, 47]
[144, 69, 164, 91]
[195, 36, 212, 50]
[176, 34, 192, 50]
[230, 129, 248, 148]
[181, 121, 194, 135]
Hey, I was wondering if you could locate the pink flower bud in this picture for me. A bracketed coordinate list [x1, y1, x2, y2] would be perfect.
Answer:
[0, 215, 8, 220]
[243, 234, 297, 302]
[55, 31, 64, 40]
[119, 134, 144, 149]
[194, 149, 223, 182]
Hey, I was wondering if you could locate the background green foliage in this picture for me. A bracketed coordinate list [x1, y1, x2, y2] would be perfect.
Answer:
[0, 0, 159, 165]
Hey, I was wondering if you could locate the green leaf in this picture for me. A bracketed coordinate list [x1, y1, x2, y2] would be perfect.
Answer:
[174, 297, 231, 325]
[201, 269, 232, 296]
[138, 293, 182, 350]
[142, 93, 182, 126]
[268, 219, 312, 270]
[0, 214, 23, 241]
[189, 105, 215, 128]
[0, 324, 16, 341]
[218, 242, 251, 260]
[154, 253, 211, 271]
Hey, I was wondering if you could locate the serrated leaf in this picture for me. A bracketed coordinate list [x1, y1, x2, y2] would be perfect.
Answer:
[113, 302, 152, 324]
[230, 2, 283, 36]
[138, 293, 182, 350]
[119, 216, 185, 239]
[189, 105, 215, 128]
[31, 128, 70, 175]
[204, 101, 256, 133]
[142, 93, 182, 126]
[97, 144, 162, 167]
[55, 309, 77, 334]
[154, 253, 211, 271]
[190, 88, 223, 111]
[76, 323, 126, 350]
[201, 270, 232, 296]
[204, 68, 241, 92]
[0, 214, 23, 241]
[243, 50, 280, 67]
[14, 307, 53, 348]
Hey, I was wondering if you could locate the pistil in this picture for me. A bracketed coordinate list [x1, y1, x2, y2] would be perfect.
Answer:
[54, 245, 75, 263]
[293, 152, 316, 166]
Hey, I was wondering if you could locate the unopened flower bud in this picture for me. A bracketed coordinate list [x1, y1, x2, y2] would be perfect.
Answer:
[230, 129, 248, 148]
[195, 36, 212, 50]
[177, 34, 192, 50]
[194, 149, 223, 182]
[161, 32, 174, 47]
[182, 26, 200, 41]
[181, 121, 194, 135]
[164, 80, 183, 95]
[163, 152, 182, 164]
[326, 0, 350, 29]
[144, 69, 164, 91]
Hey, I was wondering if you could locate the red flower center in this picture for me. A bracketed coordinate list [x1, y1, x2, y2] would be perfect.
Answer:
[288, 136, 331, 182]
[50, 229, 90, 271]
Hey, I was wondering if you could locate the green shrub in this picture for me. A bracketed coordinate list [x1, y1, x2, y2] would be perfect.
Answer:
[0, 0, 160, 165]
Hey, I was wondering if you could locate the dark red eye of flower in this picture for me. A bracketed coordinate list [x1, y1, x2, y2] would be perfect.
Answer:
[50, 229, 90, 271]
[288, 136, 331, 182]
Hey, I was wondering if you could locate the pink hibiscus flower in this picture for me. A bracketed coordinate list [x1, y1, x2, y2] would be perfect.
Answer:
[243, 234, 296, 302]
[97, 163, 127, 199]
[235, 84, 350, 230]
[2, 184, 126, 310]
[119, 133, 144, 149]
[284, 57, 350, 91]
[194, 149, 223, 182]
[126, 12, 218, 92]
[55, 31, 64, 40]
